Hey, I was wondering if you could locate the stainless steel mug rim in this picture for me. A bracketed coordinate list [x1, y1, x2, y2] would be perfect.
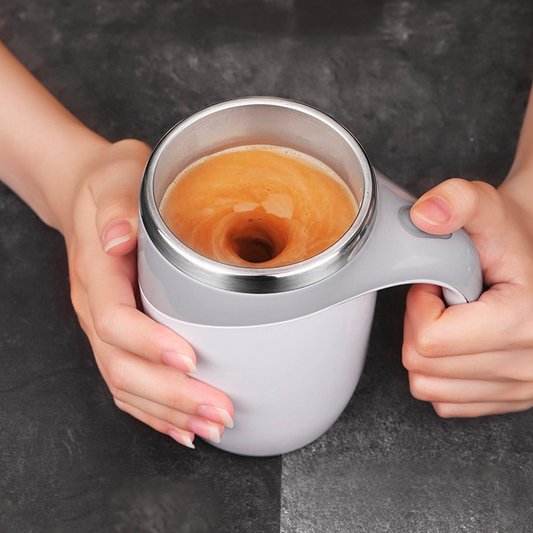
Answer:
[139, 96, 376, 293]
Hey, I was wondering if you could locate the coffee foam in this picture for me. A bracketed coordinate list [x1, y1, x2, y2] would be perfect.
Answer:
[160, 144, 358, 267]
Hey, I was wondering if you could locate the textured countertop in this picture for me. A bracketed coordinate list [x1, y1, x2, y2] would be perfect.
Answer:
[1, 1, 533, 531]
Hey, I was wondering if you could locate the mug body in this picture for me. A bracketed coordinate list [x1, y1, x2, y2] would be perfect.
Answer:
[138, 97, 379, 455]
[139, 230, 376, 455]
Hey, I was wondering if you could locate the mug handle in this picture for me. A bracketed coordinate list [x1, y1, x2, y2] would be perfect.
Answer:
[343, 171, 483, 305]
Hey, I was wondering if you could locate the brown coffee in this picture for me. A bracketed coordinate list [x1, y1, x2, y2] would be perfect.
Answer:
[160, 145, 357, 267]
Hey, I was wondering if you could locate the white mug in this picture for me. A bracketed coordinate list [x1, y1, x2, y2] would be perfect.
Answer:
[138, 97, 482, 456]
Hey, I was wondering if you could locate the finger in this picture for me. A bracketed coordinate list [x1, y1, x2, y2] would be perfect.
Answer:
[74, 246, 233, 429]
[404, 335, 533, 382]
[410, 178, 533, 291]
[431, 400, 533, 418]
[93, 301, 197, 373]
[409, 179, 532, 288]
[80, 249, 197, 371]
[115, 392, 225, 443]
[409, 178, 505, 238]
[75, 286, 233, 429]
[404, 284, 525, 356]
[90, 334, 234, 431]
[114, 398, 196, 449]
[105, 348, 234, 421]
[91, 139, 151, 256]
[408, 372, 533, 404]
[101, 220, 136, 256]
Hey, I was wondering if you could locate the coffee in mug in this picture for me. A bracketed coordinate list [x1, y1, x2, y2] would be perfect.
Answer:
[159, 145, 357, 268]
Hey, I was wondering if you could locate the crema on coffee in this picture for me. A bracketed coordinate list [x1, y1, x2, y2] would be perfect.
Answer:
[160, 145, 357, 268]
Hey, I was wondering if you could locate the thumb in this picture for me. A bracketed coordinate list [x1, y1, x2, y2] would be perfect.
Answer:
[93, 140, 151, 256]
[100, 218, 136, 256]
[409, 178, 503, 239]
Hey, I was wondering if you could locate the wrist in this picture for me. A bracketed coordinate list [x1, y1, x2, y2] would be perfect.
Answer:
[0, 42, 111, 233]
[42, 125, 110, 235]
[498, 168, 533, 234]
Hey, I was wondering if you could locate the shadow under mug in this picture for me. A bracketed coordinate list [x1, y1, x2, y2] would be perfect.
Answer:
[138, 97, 482, 456]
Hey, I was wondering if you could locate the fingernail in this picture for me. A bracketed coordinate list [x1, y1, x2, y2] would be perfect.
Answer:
[163, 351, 198, 374]
[198, 405, 234, 428]
[188, 418, 222, 443]
[168, 429, 195, 449]
[411, 197, 451, 225]
[102, 220, 133, 252]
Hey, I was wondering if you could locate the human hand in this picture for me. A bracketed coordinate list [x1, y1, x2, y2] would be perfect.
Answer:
[402, 177, 533, 417]
[62, 139, 234, 447]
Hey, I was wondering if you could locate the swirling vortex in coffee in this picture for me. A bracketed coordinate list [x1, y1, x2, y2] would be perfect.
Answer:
[160, 145, 358, 268]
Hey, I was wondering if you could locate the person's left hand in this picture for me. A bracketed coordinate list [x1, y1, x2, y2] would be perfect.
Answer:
[60, 139, 234, 448]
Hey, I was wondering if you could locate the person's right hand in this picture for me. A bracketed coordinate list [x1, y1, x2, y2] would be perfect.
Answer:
[61, 139, 234, 449]
[402, 177, 533, 418]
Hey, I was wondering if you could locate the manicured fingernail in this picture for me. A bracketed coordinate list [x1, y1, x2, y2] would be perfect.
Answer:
[198, 405, 234, 428]
[168, 429, 195, 449]
[188, 418, 222, 443]
[163, 351, 198, 374]
[411, 197, 451, 225]
[102, 220, 133, 252]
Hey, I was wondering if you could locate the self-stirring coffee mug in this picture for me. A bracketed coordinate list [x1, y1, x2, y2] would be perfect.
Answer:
[138, 97, 483, 456]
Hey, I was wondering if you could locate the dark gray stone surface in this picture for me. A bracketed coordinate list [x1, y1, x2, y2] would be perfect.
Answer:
[0, 174, 281, 533]
[1, 1, 532, 532]
[281, 288, 533, 532]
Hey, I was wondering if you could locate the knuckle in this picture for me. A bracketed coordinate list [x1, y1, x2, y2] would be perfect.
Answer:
[96, 193, 133, 227]
[517, 318, 533, 351]
[134, 321, 173, 362]
[512, 383, 533, 403]
[474, 181, 505, 212]
[114, 138, 152, 157]
[412, 327, 438, 358]
[520, 400, 533, 412]
[152, 322, 175, 347]
[166, 380, 193, 415]
[98, 145, 147, 186]
[405, 284, 422, 308]
[445, 178, 480, 213]
[113, 396, 127, 411]
[471, 180, 498, 198]
[507, 358, 533, 383]
[69, 286, 84, 319]
[402, 346, 425, 374]
[445, 178, 503, 219]
[409, 373, 433, 401]
[68, 252, 90, 288]
[521, 368, 533, 384]
[68, 288, 91, 337]
[69, 255, 83, 282]
[93, 308, 114, 344]
[167, 391, 187, 414]
[432, 402, 455, 418]
[105, 360, 128, 396]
